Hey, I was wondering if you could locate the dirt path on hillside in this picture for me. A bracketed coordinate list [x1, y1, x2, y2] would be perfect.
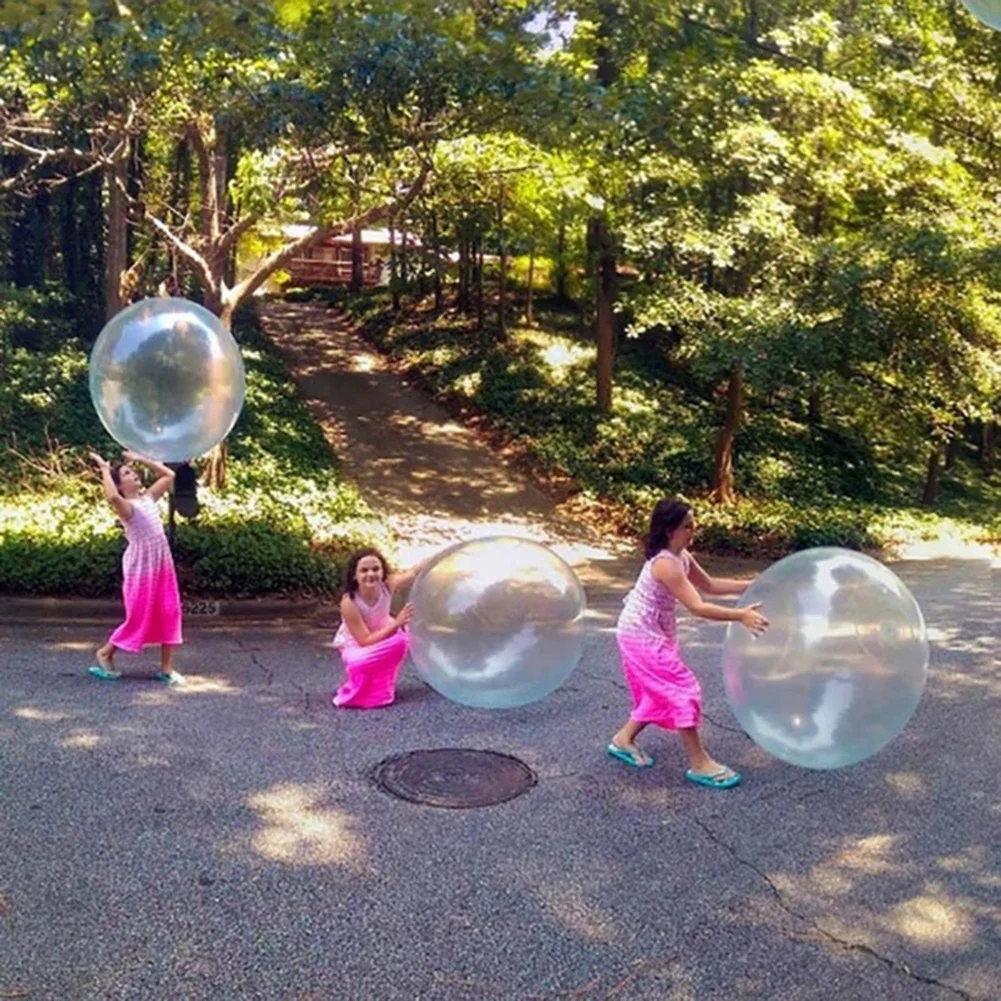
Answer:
[256, 299, 642, 594]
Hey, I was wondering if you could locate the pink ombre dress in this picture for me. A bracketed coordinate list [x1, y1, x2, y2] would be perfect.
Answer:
[108, 494, 183, 653]
[616, 549, 701, 730]
[332, 583, 409, 708]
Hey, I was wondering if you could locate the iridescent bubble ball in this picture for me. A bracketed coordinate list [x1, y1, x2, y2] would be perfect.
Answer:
[89, 297, 246, 462]
[409, 537, 587, 709]
[722, 548, 929, 769]
[961, 1, 1001, 32]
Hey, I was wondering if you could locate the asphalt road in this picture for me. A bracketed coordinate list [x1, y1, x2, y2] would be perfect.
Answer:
[0, 558, 997, 1001]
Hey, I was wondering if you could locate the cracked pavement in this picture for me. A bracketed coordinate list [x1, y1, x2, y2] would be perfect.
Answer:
[0, 558, 996, 1000]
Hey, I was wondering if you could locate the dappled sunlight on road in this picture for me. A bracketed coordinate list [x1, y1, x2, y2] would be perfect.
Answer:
[889, 889, 976, 949]
[927, 668, 1001, 700]
[935, 846, 1001, 888]
[758, 825, 1000, 976]
[14, 707, 76, 723]
[246, 782, 367, 870]
[58, 729, 102, 750]
[132, 751, 173, 769]
[537, 883, 617, 943]
[47, 640, 95, 652]
[613, 784, 679, 811]
[506, 856, 619, 944]
[131, 674, 243, 705]
[818, 833, 901, 879]
[883, 771, 927, 798]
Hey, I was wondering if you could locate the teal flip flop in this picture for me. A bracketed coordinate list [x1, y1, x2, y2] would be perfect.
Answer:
[89, 665, 122, 681]
[606, 742, 654, 769]
[154, 671, 185, 687]
[685, 767, 742, 789]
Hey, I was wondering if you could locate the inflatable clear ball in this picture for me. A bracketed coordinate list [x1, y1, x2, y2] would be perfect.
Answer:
[409, 537, 587, 709]
[961, 1, 1001, 31]
[89, 297, 246, 462]
[722, 548, 928, 770]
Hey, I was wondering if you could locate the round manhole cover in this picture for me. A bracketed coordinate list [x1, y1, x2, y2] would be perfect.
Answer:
[373, 749, 537, 808]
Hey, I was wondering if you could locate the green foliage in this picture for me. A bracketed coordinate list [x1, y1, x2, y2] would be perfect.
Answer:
[0, 283, 104, 464]
[344, 296, 998, 554]
[0, 300, 378, 596]
[4, 0, 1001, 568]
[0, 487, 123, 596]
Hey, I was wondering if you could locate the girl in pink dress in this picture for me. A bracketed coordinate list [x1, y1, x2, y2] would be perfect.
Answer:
[332, 547, 423, 709]
[88, 451, 184, 685]
[608, 498, 768, 789]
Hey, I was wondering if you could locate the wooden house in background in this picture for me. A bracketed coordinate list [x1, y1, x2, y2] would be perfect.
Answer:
[282, 225, 421, 287]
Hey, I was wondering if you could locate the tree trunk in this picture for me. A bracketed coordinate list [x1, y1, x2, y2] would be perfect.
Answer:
[349, 222, 364, 294]
[808, 384, 822, 424]
[203, 439, 229, 490]
[202, 307, 234, 490]
[81, 172, 106, 307]
[526, 243, 535, 326]
[222, 133, 239, 288]
[921, 444, 941, 507]
[476, 234, 485, 332]
[712, 368, 745, 505]
[588, 215, 617, 413]
[400, 215, 409, 291]
[105, 149, 129, 319]
[125, 134, 144, 269]
[497, 188, 507, 338]
[166, 138, 191, 289]
[61, 176, 81, 297]
[457, 220, 469, 312]
[389, 219, 400, 312]
[554, 205, 570, 304]
[980, 420, 996, 472]
[10, 185, 38, 287]
[944, 433, 960, 470]
[744, 0, 759, 44]
[431, 211, 443, 312]
[34, 189, 55, 281]
[203, 284, 225, 316]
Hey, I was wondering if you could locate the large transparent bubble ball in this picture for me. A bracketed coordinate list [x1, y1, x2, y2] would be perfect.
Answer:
[961, 1, 1001, 31]
[89, 297, 246, 462]
[722, 548, 929, 770]
[409, 536, 587, 709]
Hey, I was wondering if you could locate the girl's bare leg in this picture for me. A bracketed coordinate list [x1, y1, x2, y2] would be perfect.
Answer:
[610, 719, 652, 765]
[679, 727, 736, 777]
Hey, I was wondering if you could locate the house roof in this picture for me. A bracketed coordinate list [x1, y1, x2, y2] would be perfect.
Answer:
[281, 224, 421, 247]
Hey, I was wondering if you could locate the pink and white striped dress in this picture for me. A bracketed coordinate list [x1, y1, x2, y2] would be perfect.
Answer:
[332, 583, 409, 708]
[108, 494, 182, 653]
[616, 549, 701, 730]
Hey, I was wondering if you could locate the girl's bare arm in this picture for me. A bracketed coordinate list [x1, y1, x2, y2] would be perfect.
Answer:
[340, 595, 414, 646]
[89, 453, 133, 522]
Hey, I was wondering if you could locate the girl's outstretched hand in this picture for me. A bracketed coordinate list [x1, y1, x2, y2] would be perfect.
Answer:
[740, 602, 769, 635]
[394, 603, 415, 628]
[89, 452, 109, 473]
